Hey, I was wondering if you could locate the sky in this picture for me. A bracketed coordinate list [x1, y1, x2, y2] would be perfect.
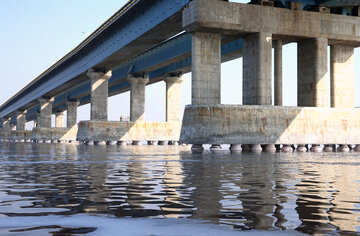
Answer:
[0, 0, 359, 128]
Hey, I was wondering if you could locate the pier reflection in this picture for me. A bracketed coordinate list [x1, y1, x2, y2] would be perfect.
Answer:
[0, 143, 359, 235]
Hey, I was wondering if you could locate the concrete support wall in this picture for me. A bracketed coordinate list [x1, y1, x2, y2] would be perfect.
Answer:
[87, 69, 112, 121]
[55, 111, 65, 128]
[243, 32, 272, 105]
[127, 75, 149, 122]
[164, 74, 183, 122]
[191, 32, 221, 105]
[274, 40, 282, 106]
[180, 105, 360, 145]
[16, 111, 26, 131]
[77, 121, 181, 142]
[38, 98, 54, 128]
[330, 45, 355, 108]
[298, 38, 329, 107]
[67, 100, 79, 128]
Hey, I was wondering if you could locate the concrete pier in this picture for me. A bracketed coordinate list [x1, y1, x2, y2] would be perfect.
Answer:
[164, 74, 183, 122]
[298, 38, 329, 107]
[67, 100, 79, 128]
[128, 74, 149, 122]
[15, 111, 26, 131]
[191, 32, 221, 105]
[87, 69, 112, 121]
[274, 40, 282, 106]
[243, 32, 272, 105]
[38, 98, 54, 128]
[330, 45, 355, 108]
[55, 111, 65, 128]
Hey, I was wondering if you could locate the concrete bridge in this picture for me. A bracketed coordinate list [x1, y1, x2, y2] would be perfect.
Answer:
[1, 0, 360, 153]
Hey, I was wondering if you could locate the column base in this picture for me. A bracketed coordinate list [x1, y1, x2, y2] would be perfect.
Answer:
[310, 145, 322, 152]
[230, 144, 242, 152]
[251, 144, 262, 153]
[264, 144, 276, 152]
[281, 145, 293, 152]
[297, 145, 307, 152]
[86, 140, 94, 145]
[323, 145, 334, 152]
[210, 144, 222, 151]
[107, 141, 117, 145]
[191, 144, 204, 152]
[337, 145, 350, 152]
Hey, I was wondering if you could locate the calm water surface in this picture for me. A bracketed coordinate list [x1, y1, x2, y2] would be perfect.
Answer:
[0, 142, 359, 235]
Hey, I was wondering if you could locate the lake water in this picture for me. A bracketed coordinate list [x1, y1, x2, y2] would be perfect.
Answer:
[0, 142, 359, 235]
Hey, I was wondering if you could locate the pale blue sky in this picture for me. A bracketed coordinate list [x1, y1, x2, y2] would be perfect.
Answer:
[0, 0, 359, 128]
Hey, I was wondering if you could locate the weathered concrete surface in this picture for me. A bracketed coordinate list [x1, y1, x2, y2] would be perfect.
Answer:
[330, 45, 355, 108]
[298, 38, 329, 107]
[164, 74, 183, 122]
[31, 127, 78, 141]
[243, 32, 272, 105]
[87, 69, 112, 121]
[38, 98, 54, 128]
[180, 105, 360, 145]
[191, 32, 221, 105]
[67, 100, 79, 128]
[10, 130, 32, 141]
[15, 111, 26, 131]
[127, 75, 149, 122]
[274, 40, 282, 106]
[77, 121, 181, 142]
[55, 111, 65, 128]
[183, 0, 360, 46]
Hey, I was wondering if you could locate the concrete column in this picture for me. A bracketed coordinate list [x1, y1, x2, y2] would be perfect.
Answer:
[192, 32, 221, 105]
[164, 74, 183, 122]
[38, 98, 54, 128]
[87, 69, 112, 121]
[330, 45, 355, 108]
[1, 118, 11, 131]
[35, 113, 40, 128]
[66, 100, 79, 127]
[274, 40, 282, 106]
[298, 38, 329, 107]
[15, 111, 26, 131]
[243, 32, 272, 105]
[55, 111, 65, 128]
[127, 74, 149, 122]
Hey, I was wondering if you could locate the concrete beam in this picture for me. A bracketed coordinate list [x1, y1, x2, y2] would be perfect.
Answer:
[330, 45, 355, 108]
[164, 74, 183, 122]
[127, 74, 149, 122]
[182, 0, 360, 45]
[298, 38, 329, 107]
[87, 69, 112, 121]
[191, 32, 221, 105]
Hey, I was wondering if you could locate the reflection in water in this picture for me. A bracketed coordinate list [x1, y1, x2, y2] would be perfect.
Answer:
[0, 143, 359, 235]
